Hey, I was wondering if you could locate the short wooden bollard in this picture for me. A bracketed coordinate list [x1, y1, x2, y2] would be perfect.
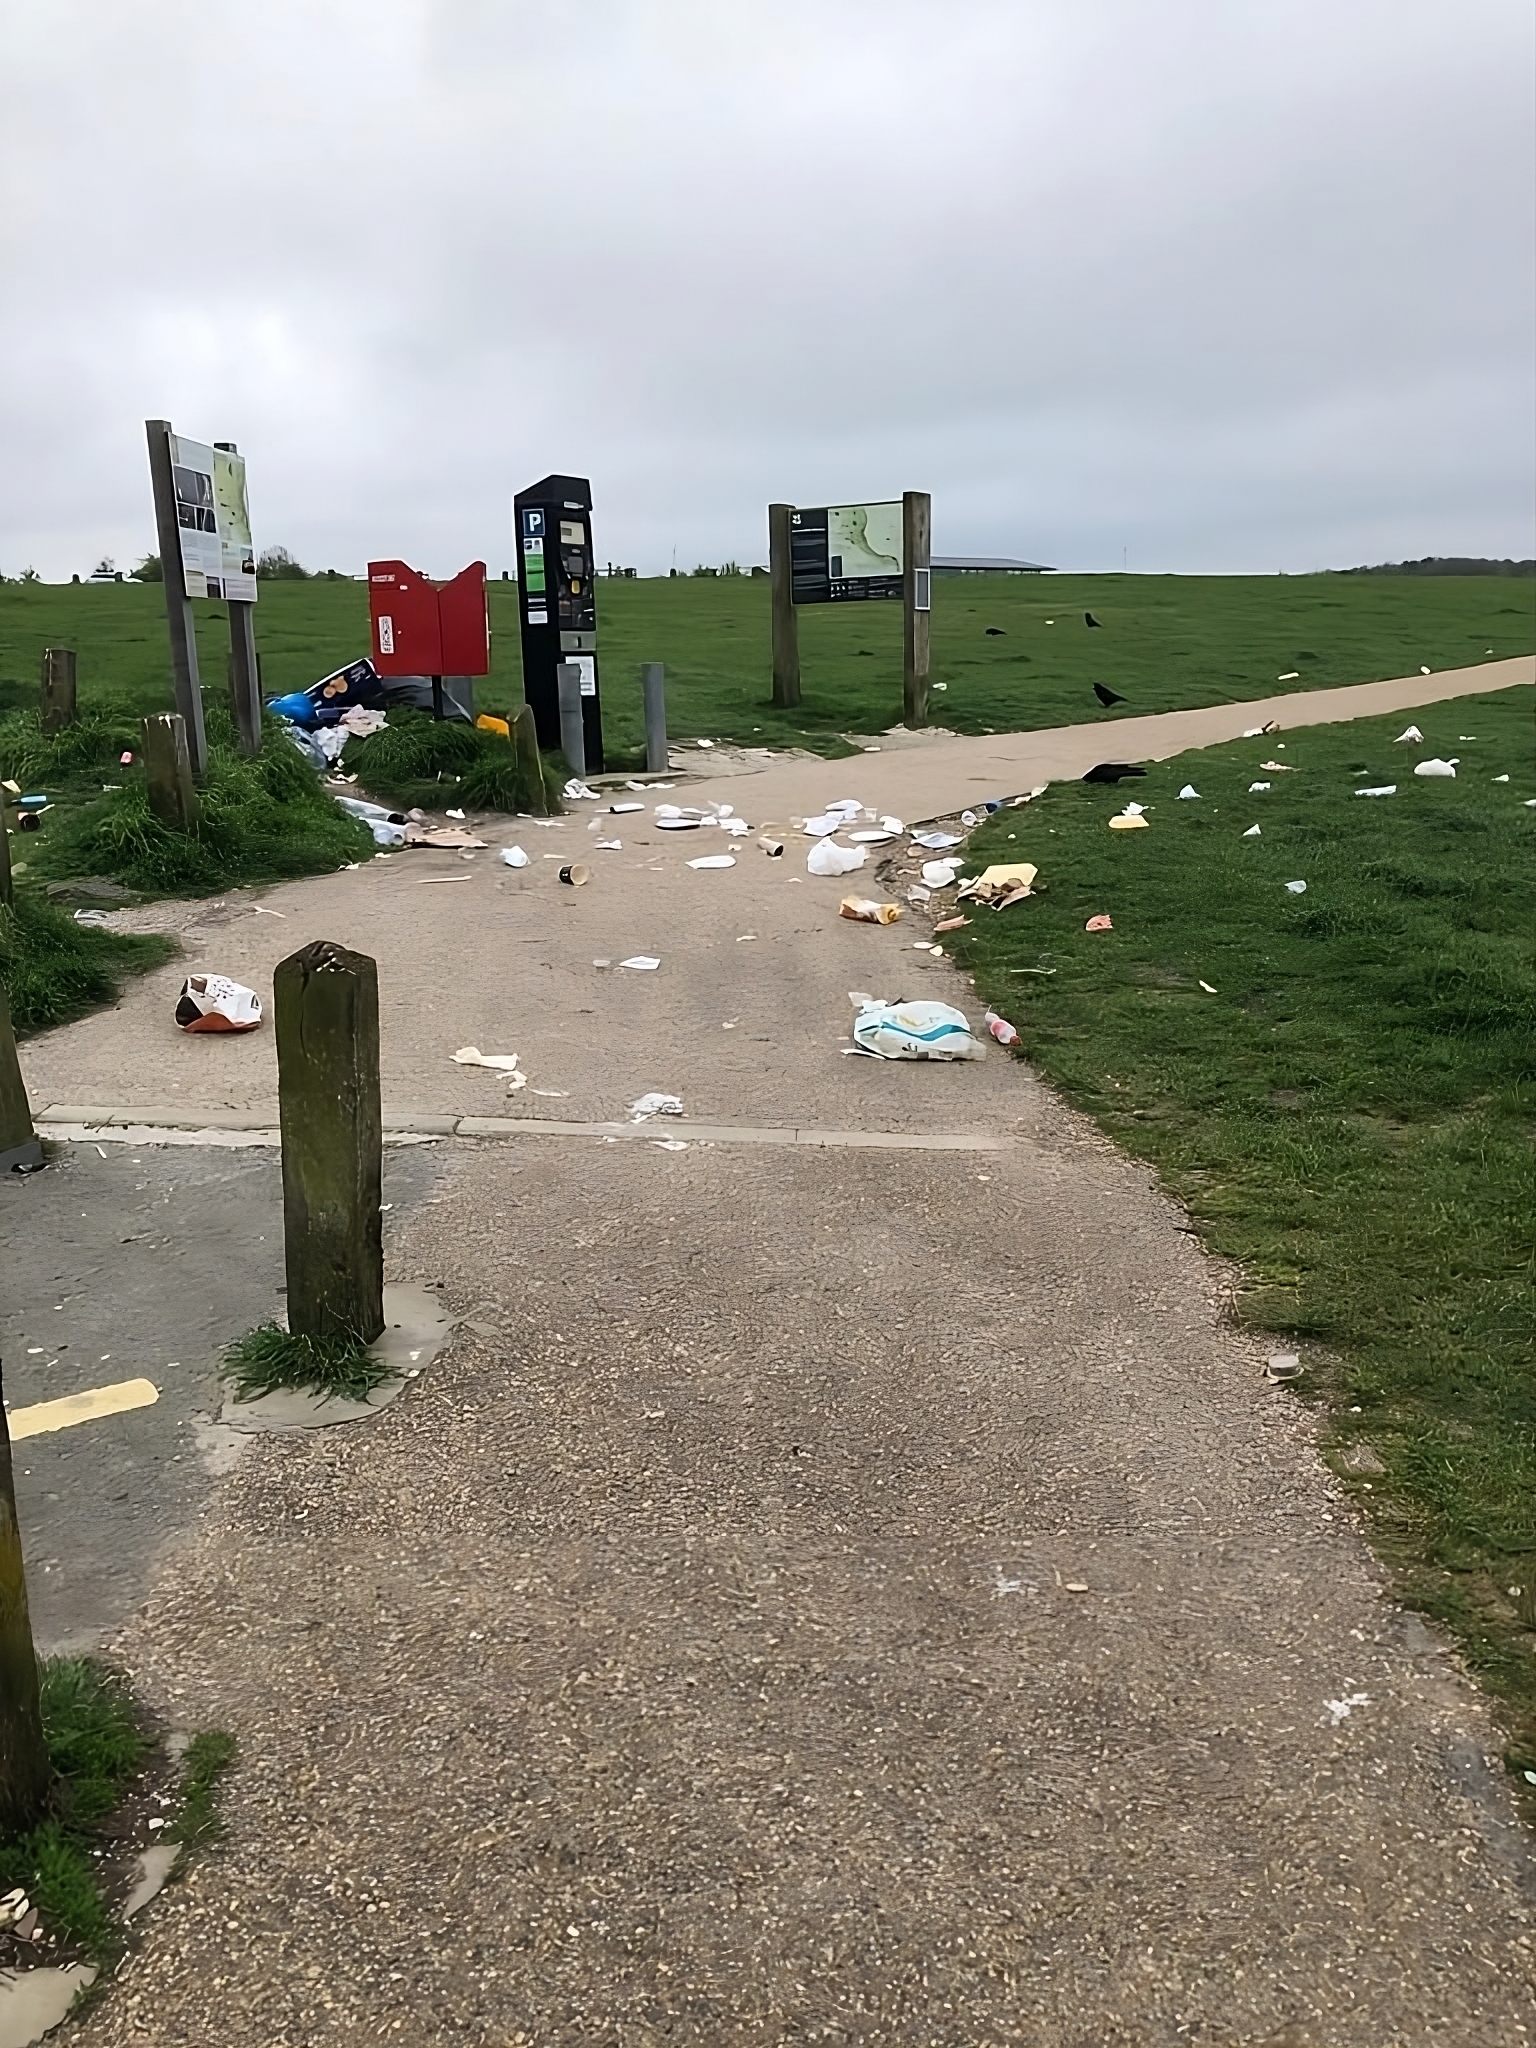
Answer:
[142, 714, 200, 830]
[510, 702, 548, 813]
[274, 942, 384, 1345]
[0, 806, 12, 907]
[0, 986, 43, 1175]
[40, 648, 77, 737]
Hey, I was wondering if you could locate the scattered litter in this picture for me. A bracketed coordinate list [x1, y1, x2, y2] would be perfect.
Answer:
[1012, 785, 1050, 805]
[418, 874, 472, 884]
[656, 816, 702, 831]
[984, 1009, 1019, 1045]
[688, 854, 737, 870]
[906, 884, 931, 904]
[1419, 666, 1431, 676]
[1085, 914, 1113, 932]
[1277, 671, 1299, 681]
[958, 862, 1037, 907]
[1458, 736, 1478, 742]
[1284, 880, 1307, 894]
[1394, 725, 1423, 744]
[696, 738, 715, 748]
[119, 750, 133, 764]
[72, 909, 113, 927]
[1177, 785, 1200, 799]
[1414, 758, 1457, 778]
[499, 847, 530, 867]
[1354, 785, 1396, 798]
[1493, 774, 1509, 783]
[920, 857, 962, 885]
[558, 863, 591, 886]
[1248, 781, 1271, 793]
[880, 815, 904, 833]
[808, 839, 867, 877]
[960, 810, 978, 827]
[1243, 825, 1261, 838]
[564, 778, 599, 801]
[594, 838, 622, 850]
[410, 827, 486, 849]
[849, 829, 896, 844]
[911, 830, 963, 850]
[850, 997, 986, 1061]
[619, 955, 661, 970]
[933, 914, 971, 933]
[839, 896, 902, 924]
[445, 808, 466, 820]
[1064, 1581, 1090, 1594]
[530, 1089, 569, 1098]
[1259, 760, 1296, 772]
[1266, 1353, 1301, 1381]
[452, 1047, 520, 1073]
[251, 903, 286, 916]
[1108, 812, 1148, 831]
[652, 1139, 689, 1151]
[609, 802, 644, 813]
[758, 835, 785, 857]
[736, 933, 757, 941]
[1325, 1692, 1370, 1725]
[174, 975, 262, 1034]
[593, 958, 612, 969]
[1198, 980, 1217, 993]
[628, 1092, 683, 1121]
[802, 814, 843, 837]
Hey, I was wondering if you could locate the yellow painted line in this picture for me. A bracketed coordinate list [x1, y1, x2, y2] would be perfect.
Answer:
[7, 1379, 160, 1441]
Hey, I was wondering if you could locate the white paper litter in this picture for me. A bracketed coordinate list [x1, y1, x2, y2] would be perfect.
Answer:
[921, 858, 962, 886]
[687, 854, 736, 869]
[807, 839, 867, 877]
[451, 1046, 520, 1072]
[1249, 781, 1271, 793]
[1394, 725, 1423, 744]
[595, 839, 622, 850]
[1177, 785, 1200, 799]
[1354, 785, 1396, 798]
[1243, 825, 1261, 837]
[849, 829, 895, 843]
[619, 955, 661, 970]
[563, 778, 599, 801]
[1198, 980, 1218, 994]
[880, 816, 904, 834]
[1285, 880, 1307, 894]
[628, 1092, 683, 1120]
[445, 808, 465, 820]
[609, 802, 644, 813]
[802, 815, 842, 836]
[499, 846, 530, 867]
[1493, 774, 1509, 783]
[1325, 1692, 1370, 1725]
[911, 830, 963, 850]
[1414, 758, 1457, 778]
[656, 816, 702, 830]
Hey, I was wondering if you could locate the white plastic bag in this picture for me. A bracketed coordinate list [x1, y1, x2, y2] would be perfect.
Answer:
[808, 839, 867, 877]
[851, 999, 986, 1061]
[1414, 758, 1458, 778]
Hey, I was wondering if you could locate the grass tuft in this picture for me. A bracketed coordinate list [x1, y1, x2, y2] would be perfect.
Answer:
[341, 709, 563, 814]
[171, 1730, 237, 1849]
[222, 1321, 395, 1404]
[0, 894, 175, 1037]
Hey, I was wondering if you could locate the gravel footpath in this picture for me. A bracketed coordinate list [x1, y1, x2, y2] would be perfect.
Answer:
[77, 1111, 1534, 2045]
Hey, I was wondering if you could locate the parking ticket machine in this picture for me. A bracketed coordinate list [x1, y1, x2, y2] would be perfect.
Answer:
[514, 472, 604, 773]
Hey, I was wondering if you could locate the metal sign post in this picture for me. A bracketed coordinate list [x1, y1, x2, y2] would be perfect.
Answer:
[768, 503, 801, 708]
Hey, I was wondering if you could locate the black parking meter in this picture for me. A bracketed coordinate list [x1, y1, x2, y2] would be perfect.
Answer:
[514, 473, 604, 773]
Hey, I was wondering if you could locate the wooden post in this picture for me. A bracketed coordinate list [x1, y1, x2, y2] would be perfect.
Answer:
[768, 503, 801, 708]
[0, 1374, 50, 1837]
[144, 419, 209, 778]
[902, 489, 932, 730]
[142, 714, 200, 830]
[510, 703, 548, 814]
[216, 440, 263, 759]
[274, 942, 384, 1345]
[0, 808, 12, 908]
[0, 986, 42, 1174]
[642, 663, 667, 773]
[39, 649, 77, 737]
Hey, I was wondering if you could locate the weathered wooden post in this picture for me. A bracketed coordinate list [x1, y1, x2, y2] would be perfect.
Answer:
[510, 703, 549, 815]
[768, 502, 801, 709]
[214, 440, 264, 759]
[642, 663, 667, 774]
[0, 808, 12, 908]
[40, 648, 77, 736]
[144, 420, 209, 777]
[902, 489, 932, 730]
[0, 986, 42, 1174]
[274, 942, 384, 1345]
[142, 713, 200, 830]
[0, 1373, 50, 1836]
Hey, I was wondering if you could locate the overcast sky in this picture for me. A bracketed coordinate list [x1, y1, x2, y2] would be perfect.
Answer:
[2, 0, 1532, 581]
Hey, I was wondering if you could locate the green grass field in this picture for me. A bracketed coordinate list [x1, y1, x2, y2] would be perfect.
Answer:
[946, 684, 1536, 1785]
[2, 572, 1530, 765]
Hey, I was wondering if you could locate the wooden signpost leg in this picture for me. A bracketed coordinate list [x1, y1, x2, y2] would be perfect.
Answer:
[274, 942, 384, 1346]
[227, 604, 262, 759]
[142, 715, 200, 830]
[0, 986, 43, 1175]
[902, 489, 932, 730]
[144, 420, 209, 779]
[40, 649, 77, 737]
[768, 503, 802, 709]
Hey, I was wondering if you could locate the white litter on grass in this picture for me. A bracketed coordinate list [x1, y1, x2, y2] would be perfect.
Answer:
[629, 1093, 683, 1121]
[1199, 980, 1218, 994]
[1120, 801, 1146, 816]
[961, 810, 978, 827]
[687, 854, 736, 869]
[619, 955, 661, 970]
[1285, 880, 1307, 894]
[1415, 759, 1458, 778]
[1354, 786, 1396, 798]
[1249, 781, 1271, 793]
[1325, 1692, 1370, 1725]
[921, 858, 962, 886]
[1394, 725, 1423, 744]
[499, 846, 530, 868]
[1243, 825, 1261, 837]
[1420, 666, 1431, 675]
[1493, 774, 1509, 783]
[1177, 785, 1200, 799]
[911, 830, 963, 850]
[1277, 671, 1299, 681]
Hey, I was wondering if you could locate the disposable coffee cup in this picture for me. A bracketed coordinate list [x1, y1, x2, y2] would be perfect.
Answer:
[559, 863, 590, 887]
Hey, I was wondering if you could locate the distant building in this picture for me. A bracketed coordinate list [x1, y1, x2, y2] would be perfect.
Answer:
[931, 556, 1054, 576]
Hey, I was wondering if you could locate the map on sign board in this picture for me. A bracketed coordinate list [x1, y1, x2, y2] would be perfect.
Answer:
[171, 437, 257, 602]
[790, 502, 904, 603]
